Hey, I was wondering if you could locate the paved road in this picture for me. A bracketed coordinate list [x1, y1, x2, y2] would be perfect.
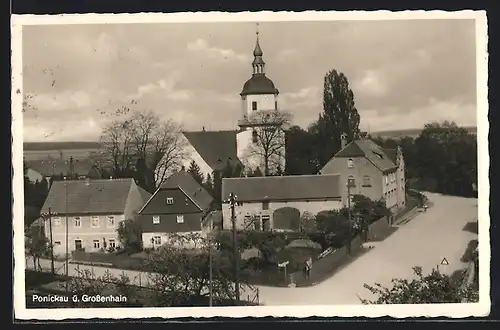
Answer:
[27, 193, 478, 306]
[253, 193, 479, 305]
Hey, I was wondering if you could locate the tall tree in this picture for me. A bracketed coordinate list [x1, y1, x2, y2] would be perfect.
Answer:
[285, 125, 318, 175]
[99, 110, 188, 193]
[242, 109, 292, 176]
[310, 69, 361, 168]
[414, 121, 476, 196]
[203, 173, 214, 196]
[188, 160, 204, 185]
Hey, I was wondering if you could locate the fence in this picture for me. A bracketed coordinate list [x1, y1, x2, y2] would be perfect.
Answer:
[289, 235, 363, 286]
[366, 216, 397, 242]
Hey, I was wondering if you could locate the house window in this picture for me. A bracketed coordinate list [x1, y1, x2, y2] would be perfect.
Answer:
[261, 215, 271, 231]
[347, 158, 354, 168]
[93, 240, 100, 249]
[362, 175, 371, 187]
[262, 201, 269, 210]
[153, 216, 160, 224]
[53, 217, 61, 227]
[252, 101, 258, 111]
[91, 216, 100, 228]
[166, 197, 174, 205]
[109, 239, 116, 248]
[244, 215, 253, 228]
[54, 241, 61, 245]
[385, 176, 389, 185]
[153, 236, 162, 245]
[73, 217, 81, 228]
[347, 175, 356, 187]
[107, 216, 115, 227]
[177, 215, 184, 224]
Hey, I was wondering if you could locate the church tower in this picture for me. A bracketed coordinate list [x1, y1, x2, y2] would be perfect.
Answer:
[239, 23, 280, 122]
[236, 23, 288, 176]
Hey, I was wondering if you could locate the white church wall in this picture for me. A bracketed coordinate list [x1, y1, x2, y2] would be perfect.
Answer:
[154, 135, 213, 187]
[180, 138, 213, 180]
[243, 94, 277, 116]
[236, 129, 286, 175]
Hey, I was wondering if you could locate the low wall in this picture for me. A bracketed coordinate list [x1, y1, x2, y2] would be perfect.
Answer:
[290, 235, 363, 286]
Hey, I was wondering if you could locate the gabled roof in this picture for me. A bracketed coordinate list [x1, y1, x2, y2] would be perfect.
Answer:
[24, 142, 101, 151]
[222, 174, 341, 202]
[140, 171, 214, 213]
[183, 130, 242, 171]
[26, 158, 96, 177]
[322, 139, 397, 173]
[41, 178, 136, 215]
[383, 148, 397, 164]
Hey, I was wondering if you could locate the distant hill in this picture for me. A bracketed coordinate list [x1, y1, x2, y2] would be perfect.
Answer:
[369, 126, 477, 139]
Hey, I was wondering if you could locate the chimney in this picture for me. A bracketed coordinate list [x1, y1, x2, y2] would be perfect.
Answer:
[340, 133, 348, 149]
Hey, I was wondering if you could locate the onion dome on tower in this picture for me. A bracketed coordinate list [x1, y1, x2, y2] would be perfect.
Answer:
[240, 25, 279, 96]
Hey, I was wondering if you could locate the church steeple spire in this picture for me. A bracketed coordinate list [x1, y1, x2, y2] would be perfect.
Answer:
[252, 23, 265, 75]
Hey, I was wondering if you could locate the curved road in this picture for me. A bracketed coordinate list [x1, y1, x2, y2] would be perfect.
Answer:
[255, 193, 479, 305]
[28, 193, 478, 306]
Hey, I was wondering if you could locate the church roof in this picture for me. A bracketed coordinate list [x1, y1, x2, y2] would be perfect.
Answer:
[182, 131, 243, 171]
[240, 74, 279, 96]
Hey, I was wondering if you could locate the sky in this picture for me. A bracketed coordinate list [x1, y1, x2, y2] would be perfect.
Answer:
[21, 18, 477, 142]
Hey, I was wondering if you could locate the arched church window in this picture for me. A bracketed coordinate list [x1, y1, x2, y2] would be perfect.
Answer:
[252, 102, 258, 111]
[252, 130, 258, 143]
[275, 101, 278, 110]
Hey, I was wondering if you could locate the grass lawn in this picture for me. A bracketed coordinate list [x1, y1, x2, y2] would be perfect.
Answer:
[70, 250, 151, 271]
[242, 247, 321, 287]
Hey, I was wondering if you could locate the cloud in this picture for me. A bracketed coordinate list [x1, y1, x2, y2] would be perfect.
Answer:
[353, 70, 388, 97]
[275, 49, 300, 62]
[131, 71, 192, 102]
[360, 99, 476, 132]
[187, 38, 250, 62]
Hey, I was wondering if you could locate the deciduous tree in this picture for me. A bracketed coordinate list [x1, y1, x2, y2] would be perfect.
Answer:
[145, 233, 253, 306]
[99, 109, 188, 192]
[243, 109, 292, 176]
[360, 266, 479, 304]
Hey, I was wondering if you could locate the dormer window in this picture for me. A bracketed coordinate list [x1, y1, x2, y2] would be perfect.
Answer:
[166, 197, 174, 205]
[347, 158, 354, 168]
[252, 101, 258, 111]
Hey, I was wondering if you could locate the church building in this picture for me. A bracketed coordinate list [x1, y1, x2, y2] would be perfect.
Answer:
[178, 25, 289, 180]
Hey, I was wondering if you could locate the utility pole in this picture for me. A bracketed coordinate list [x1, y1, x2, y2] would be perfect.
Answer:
[209, 216, 213, 307]
[64, 178, 69, 290]
[48, 207, 55, 274]
[346, 179, 355, 255]
[229, 192, 240, 302]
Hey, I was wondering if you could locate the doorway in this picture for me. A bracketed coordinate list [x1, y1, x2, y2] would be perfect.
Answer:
[74, 239, 83, 251]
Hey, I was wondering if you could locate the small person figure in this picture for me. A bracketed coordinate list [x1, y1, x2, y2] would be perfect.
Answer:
[304, 257, 313, 280]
